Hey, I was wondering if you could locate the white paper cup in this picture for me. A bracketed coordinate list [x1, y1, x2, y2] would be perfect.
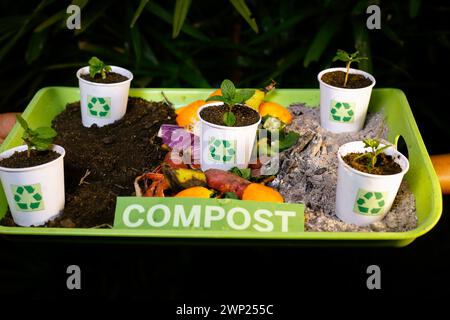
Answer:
[318, 67, 375, 133]
[0, 145, 65, 226]
[198, 102, 261, 171]
[335, 141, 409, 226]
[77, 66, 133, 127]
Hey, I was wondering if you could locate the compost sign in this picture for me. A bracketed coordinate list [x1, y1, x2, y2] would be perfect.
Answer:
[114, 197, 304, 234]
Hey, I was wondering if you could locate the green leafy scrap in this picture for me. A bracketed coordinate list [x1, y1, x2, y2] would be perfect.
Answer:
[16, 115, 57, 157]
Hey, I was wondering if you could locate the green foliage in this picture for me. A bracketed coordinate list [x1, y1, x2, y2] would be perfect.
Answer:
[16, 115, 57, 157]
[229, 166, 251, 180]
[206, 79, 255, 126]
[355, 138, 390, 173]
[88, 57, 112, 79]
[332, 49, 367, 86]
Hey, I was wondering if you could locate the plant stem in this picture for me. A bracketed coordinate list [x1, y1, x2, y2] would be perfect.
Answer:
[344, 60, 351, 87]
[27, 147, 30, 158]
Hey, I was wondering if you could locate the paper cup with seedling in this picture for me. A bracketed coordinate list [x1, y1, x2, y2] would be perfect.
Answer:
[198, 80, 261, 171]
[0, 116, 65, 226]
[335, 139, 409, 226]
[318, 50, 376, 133]
[77, 57, 133, 128]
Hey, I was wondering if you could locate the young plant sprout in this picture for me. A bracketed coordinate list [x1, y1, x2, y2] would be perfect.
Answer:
[355, 138, 390, 173]
[332, 49, 368, 87]
[206, 79, 255, 126]
[16, 115, 57, 158]
[88, 56, 112, 79]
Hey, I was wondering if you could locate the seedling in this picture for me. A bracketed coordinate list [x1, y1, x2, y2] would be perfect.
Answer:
[206, 79, 255, 126]
[16, 115, 57, 158]
[88, 56, 112, 79]
[332, 50, 368, 87]
[355, 138, 390, 173]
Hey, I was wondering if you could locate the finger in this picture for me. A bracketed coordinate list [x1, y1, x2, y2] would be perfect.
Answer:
[0, 113, 19, 139]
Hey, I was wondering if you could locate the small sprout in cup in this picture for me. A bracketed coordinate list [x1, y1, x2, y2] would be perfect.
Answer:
[16, 115, 57, 158]
[354, 138, 390, 173]
[332, 49, 368, 87]
[88, 56, 112, 79]
[206, 79, 255, 126]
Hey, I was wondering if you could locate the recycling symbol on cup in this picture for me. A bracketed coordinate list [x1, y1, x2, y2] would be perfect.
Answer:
[208, 137, 236, 163]
[330, 100, 355, 123]
[353, 189, 387, 216]
[11, 183, 45, 212]
[87, 95, 111, 118]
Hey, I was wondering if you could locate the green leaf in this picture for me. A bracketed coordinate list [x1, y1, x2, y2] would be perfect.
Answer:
[223, 111, 236, 127]
[229, 167, 251, 180]
[221, 79, 236, 100]
[88, 56, 110, 78]
[206, 95, 226, 103]
[409, 0, 421, 18]
[130, 0, 149, 28]
[332, 49, 350, 62]
[304, 18, 341, 67]
[229, 0, 259, 33]
[15, 115, 29, 131]
[32, 138, 53, 151]
[33, 11, 65, 33]
[26, 31, 48, 64]
[235, 89, 255, 103]
[279, 131, 300, 151]
[34, 127, 57, 139]
[173, 0, 192, 38]
[223, 192, 239, 199]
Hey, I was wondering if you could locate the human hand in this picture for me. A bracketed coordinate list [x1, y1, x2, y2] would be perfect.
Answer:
[0, 113, 19, 145]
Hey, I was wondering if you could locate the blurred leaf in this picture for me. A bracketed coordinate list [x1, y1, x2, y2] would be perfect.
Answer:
[303, 17, 341, 67]
[382, 24, 404, 46]
[33, 11, 65, 32]
[74, 1, 112, 36]
[146, 1, 210, 41]
[229, 0, 259, 33]
[249, 9, 314, 45]
[130, 25, 142, 67]
[130, 0, 149, 28]
[270, 47, 306, 79]
[409, 0, 421, 18]
[173, 0, 192, 38]
[26, 30, 48, 64]
[352, 19, 372, 73]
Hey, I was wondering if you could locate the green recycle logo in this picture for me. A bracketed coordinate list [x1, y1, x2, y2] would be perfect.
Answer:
[11, 184, 45, 212]
[330, 100, 355, 123]
[353, 189, 387, 216]
[208, 137, 236, 163]
[87, 95, 111, 118]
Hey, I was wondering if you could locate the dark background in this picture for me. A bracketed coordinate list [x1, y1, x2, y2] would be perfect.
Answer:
[0, 0, 449, 308]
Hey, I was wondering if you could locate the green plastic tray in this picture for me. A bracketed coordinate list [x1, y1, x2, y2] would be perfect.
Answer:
[0, 87, 442, 246]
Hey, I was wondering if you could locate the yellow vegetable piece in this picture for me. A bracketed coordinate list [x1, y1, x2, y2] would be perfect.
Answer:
[242, 183, 284, 203]
[245, 89, 265, 111]
[175, 168, 207, 185]
[175, 186, 213, 198]
[259, 101, 293, 124]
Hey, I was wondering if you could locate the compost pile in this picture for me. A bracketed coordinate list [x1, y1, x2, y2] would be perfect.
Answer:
[272, 104, 418, 232]
[1, 97, 175, 228]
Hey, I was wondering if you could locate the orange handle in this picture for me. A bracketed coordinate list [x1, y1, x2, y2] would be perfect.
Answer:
[431, 154, 450, 194]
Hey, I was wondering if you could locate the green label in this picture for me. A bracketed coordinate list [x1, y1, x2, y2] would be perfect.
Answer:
[208, 137, 236, 164]
[330, 100, 355, 123]
[114, 197, 304, 234]
[87, 95, 111, 118]
[11, 183, 45, 212]
[353, 189, 387, 216]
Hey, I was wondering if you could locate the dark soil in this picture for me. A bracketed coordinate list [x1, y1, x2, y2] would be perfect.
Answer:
[0, 97, 176, 228]
[200, 104, 260, 127]
[343, 152, 402, 175]
[321, 71, 373, 89]
[80, 72, 129, 84]
[0, 150, 60, 168]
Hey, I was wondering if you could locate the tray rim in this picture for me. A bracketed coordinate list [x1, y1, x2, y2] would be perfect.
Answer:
[0, 86, 443, 242]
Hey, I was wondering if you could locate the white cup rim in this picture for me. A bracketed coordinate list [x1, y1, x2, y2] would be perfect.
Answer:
[76, 66, 133, 86]
[318, 67, 376, 91]
[197, 102, 261, 130]
[337, 141, 409, 178]
[0, 144, 65, 172]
